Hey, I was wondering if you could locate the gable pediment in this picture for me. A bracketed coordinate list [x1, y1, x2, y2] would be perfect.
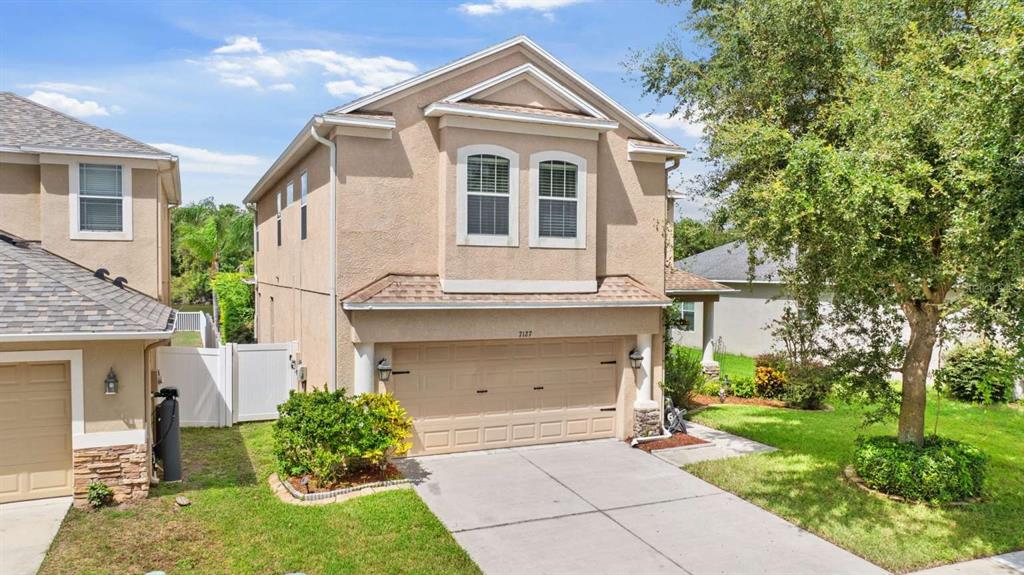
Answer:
[438, 63, 607, 120]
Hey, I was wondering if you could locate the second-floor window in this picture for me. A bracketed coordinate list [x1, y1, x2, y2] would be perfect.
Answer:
[79, 163, 124, 232]
[300, 171, 308, 240]
[530, 151, 586, 249]
[457, 144, 519, 247]
[276, 190, 283, 247]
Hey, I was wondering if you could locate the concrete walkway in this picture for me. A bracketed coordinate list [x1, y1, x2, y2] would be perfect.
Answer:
[0, 496, 71, 575]
[400, 440, 886, 575]
[909, 552, 1024, 575]
[652, 421, 777, 466]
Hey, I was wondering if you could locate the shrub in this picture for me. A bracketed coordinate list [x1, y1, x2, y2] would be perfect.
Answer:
[86, 481, 114, 509]
[662, 347, 706, 407]
[754, 366, 787, 399]
[785, 363, 833, 409]
[730, 376, 756, 398]
[699, 379, 721, 397]
[211, 272, 254, 343]
[755, 352, 789, 372]
[935, 342, 1017, 404]
[273, 390, 412, 483]
[853, 436, 987, 503]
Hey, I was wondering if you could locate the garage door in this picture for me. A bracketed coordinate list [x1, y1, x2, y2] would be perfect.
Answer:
[0, 361, 73, 503]
[391, 337, 620, 455]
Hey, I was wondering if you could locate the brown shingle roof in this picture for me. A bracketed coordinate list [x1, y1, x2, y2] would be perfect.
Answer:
[343, 275, 670, 309]
[665, 267, 734, 294]
[0, 232, 174, 336]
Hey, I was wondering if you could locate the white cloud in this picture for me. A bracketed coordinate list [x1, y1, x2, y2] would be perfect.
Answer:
[20, 82, 105, 94]
[194, 37, 418, 98]
[150, 143, 269, 177]
[213, 36, 263, 55]
[643, 112, 704, 139]
[27, 91, 112, 117]
[459, 0, 584, 17]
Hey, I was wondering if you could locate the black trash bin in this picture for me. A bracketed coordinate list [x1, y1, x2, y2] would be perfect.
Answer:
[154, 387, 182, 482]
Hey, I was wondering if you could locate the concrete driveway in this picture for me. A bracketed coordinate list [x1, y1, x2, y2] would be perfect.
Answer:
[401, 440, 888, 575]
[0, 496, 71, 575]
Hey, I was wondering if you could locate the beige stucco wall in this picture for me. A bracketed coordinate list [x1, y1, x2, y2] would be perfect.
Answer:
[0, 161, 41, 240]
[479, 79, 572, 111]
[0, 340, 152, 433]
[0, 158, 168, 302]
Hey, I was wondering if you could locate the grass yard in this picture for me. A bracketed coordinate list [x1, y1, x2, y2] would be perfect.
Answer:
[678, 345, 755, 380]
[688, 393, 1024, 572]
[170, 330, 202, 347]
[40, 423, 480, 575]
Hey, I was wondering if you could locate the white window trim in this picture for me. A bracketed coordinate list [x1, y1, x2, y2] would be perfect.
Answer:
[300, 171, 308, 206]
[529, 151, 587, 249]
[68, 159, 133, 241]
[456, 144, 519, 247]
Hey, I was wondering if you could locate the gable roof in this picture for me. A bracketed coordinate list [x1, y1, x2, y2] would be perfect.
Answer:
[0, 92, 174, 159]
[677, 241, 792, 283]
[0, 231, 174, 340]
[665, 267, 734, 295]
[331, 35, 674, 146]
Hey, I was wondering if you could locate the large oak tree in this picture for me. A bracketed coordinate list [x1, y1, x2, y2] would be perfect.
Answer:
[634, 0, 1023, 444]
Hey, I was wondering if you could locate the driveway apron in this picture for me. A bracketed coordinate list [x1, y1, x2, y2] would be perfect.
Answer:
[401, 439, 888, 575]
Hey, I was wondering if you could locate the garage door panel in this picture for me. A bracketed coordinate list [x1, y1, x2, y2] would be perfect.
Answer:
[393, 337, 620, 455]
[0, 361, 72, 503]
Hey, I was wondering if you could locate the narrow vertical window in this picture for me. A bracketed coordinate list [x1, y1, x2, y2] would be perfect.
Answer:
[276, 191, 283, 247]
[79, 164, 123, 231]
[300, 171, 308, 240]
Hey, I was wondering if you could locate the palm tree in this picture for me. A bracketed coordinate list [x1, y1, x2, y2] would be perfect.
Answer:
[173, 199, 252, 326]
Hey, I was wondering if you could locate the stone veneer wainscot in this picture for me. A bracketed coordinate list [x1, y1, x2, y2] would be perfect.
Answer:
[73, 444, 149, 507]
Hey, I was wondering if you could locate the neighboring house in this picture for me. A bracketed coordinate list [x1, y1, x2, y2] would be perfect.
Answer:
[246, 36, 723, 455]
[0, 93, 179, 507]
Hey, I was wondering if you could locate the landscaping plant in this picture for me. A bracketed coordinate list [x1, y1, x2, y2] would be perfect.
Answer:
[729, 376, 756, 399]
[935, 342, 1017, 404]
[211, 272, 254, 343]
[86, 481, 114, 509]
[784, 363, 833, 410]
[753, 366, 786, 399]
[853, 436, 987, 503]
[662, 345, 706, 407]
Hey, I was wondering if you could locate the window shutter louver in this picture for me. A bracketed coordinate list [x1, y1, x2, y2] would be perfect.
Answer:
[537, 160, 578, 238]
[466, 154, 511, 236]
[79, 164, 124, 232]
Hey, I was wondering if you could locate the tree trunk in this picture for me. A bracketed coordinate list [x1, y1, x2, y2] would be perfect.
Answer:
[898, 301, 941, 446]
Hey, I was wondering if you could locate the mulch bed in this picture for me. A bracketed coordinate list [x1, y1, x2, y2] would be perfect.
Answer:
[690, 394, 788, 408]
[287, 463, 403, 494]
[629, 432, 709, 452]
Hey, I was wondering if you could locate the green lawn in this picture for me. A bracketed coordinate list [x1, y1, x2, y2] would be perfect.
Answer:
[678, 345, 756, 380]
[171, 330, 202, 347]
[688, 394, 1024, 573]
[40, 423, 480, 575]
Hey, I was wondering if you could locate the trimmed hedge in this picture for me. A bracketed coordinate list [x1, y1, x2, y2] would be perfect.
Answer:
[211, 272, 254, 343]
[853, 436, 987, 503]
[935, 342, 1017, 404]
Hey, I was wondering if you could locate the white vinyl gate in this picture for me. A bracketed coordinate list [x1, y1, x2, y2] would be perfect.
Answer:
[157, 342, 296, 427]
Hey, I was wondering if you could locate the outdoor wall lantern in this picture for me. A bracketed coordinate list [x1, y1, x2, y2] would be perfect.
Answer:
[628, 348, 644, 370]
[104, 368, 119, 395]
[376, 358, 393, 383]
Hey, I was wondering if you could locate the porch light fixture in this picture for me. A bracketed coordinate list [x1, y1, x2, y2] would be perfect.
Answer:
[628, 348, 643, 370]
[104, 368, 118, 395]
[376, 358, 393, 383]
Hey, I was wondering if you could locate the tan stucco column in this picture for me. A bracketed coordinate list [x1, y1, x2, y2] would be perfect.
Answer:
[353, 342, 375, 395]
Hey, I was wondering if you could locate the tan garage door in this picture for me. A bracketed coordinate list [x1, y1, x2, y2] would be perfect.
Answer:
[0, 361, 73, 503]
[391, 337, 620, 455]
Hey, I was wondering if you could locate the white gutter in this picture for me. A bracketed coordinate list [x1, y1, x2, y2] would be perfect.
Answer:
[309, 118, 338, 392]
[343, 301, 671, 311]
[0, 331, 173, 342]
[424, 102, 619, 131]
[18, 145, 176, 161]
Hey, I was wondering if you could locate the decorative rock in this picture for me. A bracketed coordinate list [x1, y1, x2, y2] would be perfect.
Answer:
[633, 406, 662, 439]
[175, 495, 191, 507]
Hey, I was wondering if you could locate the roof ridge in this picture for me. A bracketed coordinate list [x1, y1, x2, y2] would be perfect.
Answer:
[0, 242, 164, 328]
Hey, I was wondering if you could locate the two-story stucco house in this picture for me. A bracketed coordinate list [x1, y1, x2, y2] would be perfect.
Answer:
[247, 36, 727, 455]
[0, 92, 178, 506]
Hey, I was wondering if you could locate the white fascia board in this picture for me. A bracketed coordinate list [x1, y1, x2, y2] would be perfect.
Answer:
[243, 117, 317, 204]
[343, 301, 670, 311]
[665, 288, 739, 295]
[442, 63, 606, 119]
[627, 140, 688, 158]
[332, 35, 677, 146]
[319, 114, 397, 130]
[0, 330, 173, 342]
[424, 102, 618, 131]
[18, 145, 176, 161]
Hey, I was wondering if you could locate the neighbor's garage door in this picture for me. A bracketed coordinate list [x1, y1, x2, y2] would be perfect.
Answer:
[392, 337, 619, 455]
[0, 361, 73, 503]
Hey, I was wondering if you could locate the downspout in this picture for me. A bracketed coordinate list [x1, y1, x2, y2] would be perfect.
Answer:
[309, 118, 338, 392]
[144, 338, 168, 483]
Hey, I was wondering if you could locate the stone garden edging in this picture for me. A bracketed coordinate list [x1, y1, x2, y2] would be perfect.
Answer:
[268, 472, 412, 505]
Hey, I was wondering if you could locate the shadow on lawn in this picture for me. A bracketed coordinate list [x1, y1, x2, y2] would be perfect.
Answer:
[152, 425, 258, 496]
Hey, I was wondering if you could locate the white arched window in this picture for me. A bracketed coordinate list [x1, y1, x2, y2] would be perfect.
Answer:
[457, 144, 519, 247]
[530, 151, 586, 249]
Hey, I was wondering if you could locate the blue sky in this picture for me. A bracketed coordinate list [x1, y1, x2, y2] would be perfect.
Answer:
[0, 0, 709, 218]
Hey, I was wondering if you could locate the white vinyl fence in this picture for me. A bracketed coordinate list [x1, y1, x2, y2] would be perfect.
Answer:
[157, 342, 296, 427]
[174, 311, 220, 348]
